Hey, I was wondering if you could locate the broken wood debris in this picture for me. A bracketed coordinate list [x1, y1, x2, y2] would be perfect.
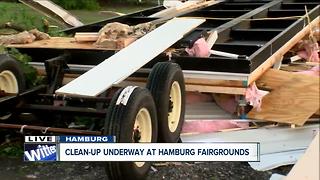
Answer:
[0, 28, 50, 45]
[250, 69, 319, 126]
[0, 31, 35, 45]
[76, 22, 155, 48]
[28, 29, 51, 40]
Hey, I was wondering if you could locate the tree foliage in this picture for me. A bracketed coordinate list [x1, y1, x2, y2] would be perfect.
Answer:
[52, 0, 100, 10]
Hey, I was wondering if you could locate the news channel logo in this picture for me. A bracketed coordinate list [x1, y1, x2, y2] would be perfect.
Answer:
[24, 136, 57, 162]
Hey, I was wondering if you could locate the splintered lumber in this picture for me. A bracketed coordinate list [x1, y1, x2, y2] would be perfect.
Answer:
[8, 36, 136, 51]
[55, 18, 205, 96]
[75, 32, 137, 49]
[248, 17, 320, 85]
[285, 133, 319, 180]
[256, 69, 297, 90]
[7, 37, 105, 50]
[248, 69, 319, 126]
[0, 29, 49, 45]
[0, 31, 35, 45]
[96, 37, 137, 49]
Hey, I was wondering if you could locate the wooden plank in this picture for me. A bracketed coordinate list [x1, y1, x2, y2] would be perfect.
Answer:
[185, 78, 245, 87]
[255, 69, 295, 90]
[248, 17, 320, 85]
[150, 0, 222, 20]
[248, 70, 320, 126]
[156, 0, 199, 18]
[285, 133, 319, 180]
[256, 69, 320, 116]
[8, 37, 103, 50]
[280, 64, 314, 72]
[55, 18, 205, 96]
[95, 37, 137, 49]
[207, 30, 218, 49]
[74, 32, 99, 42]
[150, 0, 213, 18]
[61, 75, 246, 94]
[67, 73, 246, 87]
[186, 84, 246, 95]
[7, 37, 134, 51]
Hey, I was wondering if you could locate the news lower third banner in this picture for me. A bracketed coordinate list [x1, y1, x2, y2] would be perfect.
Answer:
[24, 136, 260, 162]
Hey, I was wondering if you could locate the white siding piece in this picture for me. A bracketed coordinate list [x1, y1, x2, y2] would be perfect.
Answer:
[181, 124, 319, 171]
[56, 18, 205, 97]
[249, 149, 305, 171]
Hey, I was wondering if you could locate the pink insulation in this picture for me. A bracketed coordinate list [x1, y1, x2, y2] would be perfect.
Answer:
[185, 38, 210, 57]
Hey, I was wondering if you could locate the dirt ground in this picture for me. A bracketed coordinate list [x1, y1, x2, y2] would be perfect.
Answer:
[0, 157, 291, 180]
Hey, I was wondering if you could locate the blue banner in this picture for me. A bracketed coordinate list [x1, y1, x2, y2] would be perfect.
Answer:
[24, 144, 57, 161]
[59, 136, 115, 143]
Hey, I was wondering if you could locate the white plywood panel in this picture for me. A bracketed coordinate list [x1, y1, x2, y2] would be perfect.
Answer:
[56, 18, 205, 96]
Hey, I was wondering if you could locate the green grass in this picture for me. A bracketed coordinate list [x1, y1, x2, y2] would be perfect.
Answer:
[0, 2, 154, 30]
[70, 5, 150, 24]
[68, 4, 153, 24]
[0, 2, 52, 32]
[0, 141, 24, 157]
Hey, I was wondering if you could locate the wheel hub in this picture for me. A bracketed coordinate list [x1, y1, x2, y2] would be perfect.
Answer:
[132, 108, 152, 143]
[0, 70, 18, 93]
[168, 81, 182, 133]
[132, 107, 152, 168]
[133, 127, 142, 143]
[0, 70, 19, 120]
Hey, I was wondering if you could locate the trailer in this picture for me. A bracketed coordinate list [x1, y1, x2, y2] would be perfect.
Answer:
[0, 0, 319, 179]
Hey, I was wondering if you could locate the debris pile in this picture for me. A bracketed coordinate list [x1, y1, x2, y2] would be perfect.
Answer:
[79, 22, 156, 48]
[181, 19, 319, 178]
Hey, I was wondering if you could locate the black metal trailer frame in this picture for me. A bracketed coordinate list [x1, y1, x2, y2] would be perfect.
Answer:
[0, 0, 319, 179]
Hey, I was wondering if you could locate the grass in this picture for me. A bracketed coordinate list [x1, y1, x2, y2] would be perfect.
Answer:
[0, 2, 154, 30]
[70, 5, 150, 24]
[0, 135, 24, 157]
[0, 2, 53, 32]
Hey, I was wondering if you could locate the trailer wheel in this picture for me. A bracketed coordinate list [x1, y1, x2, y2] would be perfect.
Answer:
[0, 54, 25, 120]
[146, 62, 185, 143]
[104, 86, 157, 180]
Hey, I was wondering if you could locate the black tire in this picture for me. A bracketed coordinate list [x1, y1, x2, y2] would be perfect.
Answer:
[0, 54, 26, 119]
[146, 62, 185, 143]
[0, 54, 26, 92]
[103, 86, 158, 180]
